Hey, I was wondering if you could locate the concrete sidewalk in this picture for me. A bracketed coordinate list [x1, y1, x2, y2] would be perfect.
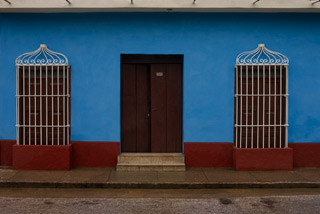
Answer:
[1, 167, 320, 189]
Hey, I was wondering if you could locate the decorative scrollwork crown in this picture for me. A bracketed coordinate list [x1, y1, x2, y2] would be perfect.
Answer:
[236, 44, 289, 65]
[16, 44, 69, 66]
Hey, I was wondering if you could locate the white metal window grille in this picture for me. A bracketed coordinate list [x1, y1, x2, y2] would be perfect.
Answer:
[234, 44, 289, 149]
[16, 44, 70, 146]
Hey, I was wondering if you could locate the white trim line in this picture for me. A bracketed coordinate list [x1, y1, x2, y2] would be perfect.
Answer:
[1, 0, 320, 13]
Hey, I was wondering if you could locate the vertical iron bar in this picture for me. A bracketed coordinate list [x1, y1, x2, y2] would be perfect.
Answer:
[46, 66, 48, 145]
[257, 66, 259, 148]
[16, 66, 19, 145]
[63, 66, 66, 145]
[57, 66, 60, 145]
[285, 66, 289, 147]
[34, 66, 36, 145]
[246, 65, 248, 148]
[280, 65, 282, 147]
[235, 66, 238, 148]
[274, 65, 277, 148]
[40, 66, 42, 145]
[240, 66, 242, 148]
[33, 66, 37, 145]
[23, 67, 25, 145]
[268, 65, 271, 148]
[262, 65, 265, 148]
[52, 66, 54, 145]
[67, 66, 70, 145]
[251, 65, 254, 148]
[29, 66, 31, 145]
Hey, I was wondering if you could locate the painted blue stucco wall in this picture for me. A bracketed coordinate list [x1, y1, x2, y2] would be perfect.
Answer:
[0, 13, 320, 143]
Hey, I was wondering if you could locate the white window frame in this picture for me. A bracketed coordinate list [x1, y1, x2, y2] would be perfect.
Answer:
[16, 44, 70, 146]
[234, 44, 289, 149]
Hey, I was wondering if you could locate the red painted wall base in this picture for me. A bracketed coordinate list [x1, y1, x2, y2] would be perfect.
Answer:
[12, 144, 72, 170]
[71, 141, 120, 167]
[0, 140, 16, 166]
[184, 142, 233, 167]
[233, 147, 293, 170]
[289, 143, 320, 168]
[2, 140, 319, 170]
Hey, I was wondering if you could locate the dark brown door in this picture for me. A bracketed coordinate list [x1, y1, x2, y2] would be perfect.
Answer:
[121, 55, 182, 153]
[121, 64, 151, 152]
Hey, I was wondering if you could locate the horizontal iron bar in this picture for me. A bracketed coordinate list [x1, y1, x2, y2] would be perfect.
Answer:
[16, 125, 70, 128]
[235, 94, 289, 97]
[234, 124, 289, 127]
[17, 95, 70, 97]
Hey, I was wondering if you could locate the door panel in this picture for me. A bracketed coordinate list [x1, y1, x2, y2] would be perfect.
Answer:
[121, 64, 151, 152]
[121, 64, 137, 152]
[150, 64, 167, 152]
[136, 65, 151, 152]
[166, 64, 182, 152]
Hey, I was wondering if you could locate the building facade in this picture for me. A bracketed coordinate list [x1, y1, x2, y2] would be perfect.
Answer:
[0, 1, 320, 170]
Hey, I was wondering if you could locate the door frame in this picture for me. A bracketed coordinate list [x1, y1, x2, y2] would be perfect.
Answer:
[120, 54, 184, 153]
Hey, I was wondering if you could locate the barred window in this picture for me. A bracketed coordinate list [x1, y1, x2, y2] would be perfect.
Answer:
[234, 44, 289, 148]
[16, 44, 70, 145]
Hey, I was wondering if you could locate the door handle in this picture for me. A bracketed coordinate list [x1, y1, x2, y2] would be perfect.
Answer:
[147, 113, 150, 117]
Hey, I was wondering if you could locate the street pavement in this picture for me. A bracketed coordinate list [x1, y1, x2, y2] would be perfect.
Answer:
[1, 167, 320, 213]
[0, 192, 320, 214]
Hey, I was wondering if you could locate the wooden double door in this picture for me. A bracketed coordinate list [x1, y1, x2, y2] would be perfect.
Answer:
[121, 55, 182, 153]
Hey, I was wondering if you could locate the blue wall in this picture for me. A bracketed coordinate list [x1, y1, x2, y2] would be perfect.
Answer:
[0, 13, 320, 143]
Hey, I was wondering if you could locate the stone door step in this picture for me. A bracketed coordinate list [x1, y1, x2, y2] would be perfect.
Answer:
[116, 153, 186, 171]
